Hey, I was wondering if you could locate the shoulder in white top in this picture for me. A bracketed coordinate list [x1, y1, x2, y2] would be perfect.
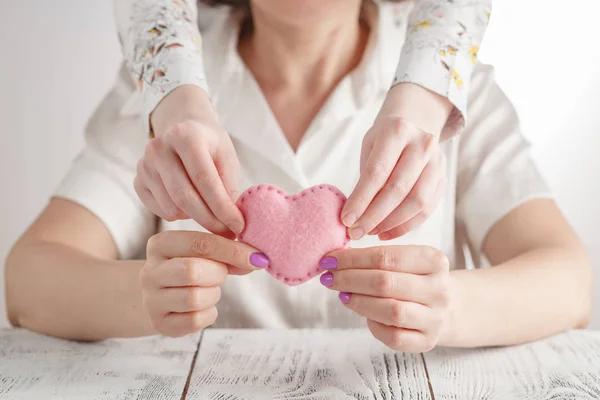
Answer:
[55, 5, 550, 329]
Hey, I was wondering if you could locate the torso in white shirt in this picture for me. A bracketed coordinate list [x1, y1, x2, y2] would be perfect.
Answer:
[162, 4, 459, 328]
[55, 3, 550, 329]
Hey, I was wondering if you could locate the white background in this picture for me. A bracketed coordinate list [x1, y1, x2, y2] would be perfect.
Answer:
[0, 0, 599, 329]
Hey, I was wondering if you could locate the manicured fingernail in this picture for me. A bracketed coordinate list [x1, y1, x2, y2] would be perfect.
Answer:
[349, 226, 365, 240]
[342, 212, 357, 227]
[378, 232, 391, 241]
[319, 256, 338, 270]
[339, 292, 352, 304]
[250, 253, 269, 268]
[320, 272, 334, 287]
[227, 221, 244, 235]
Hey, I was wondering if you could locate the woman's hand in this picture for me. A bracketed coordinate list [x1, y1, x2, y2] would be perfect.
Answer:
[342, 83, 452, 241]
[319, 245, 451, 352]
[140, 230, 269, 337]
[134, 85, 244, 237]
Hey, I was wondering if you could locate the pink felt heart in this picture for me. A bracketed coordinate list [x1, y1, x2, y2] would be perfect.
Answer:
[236, 184, 350, 286]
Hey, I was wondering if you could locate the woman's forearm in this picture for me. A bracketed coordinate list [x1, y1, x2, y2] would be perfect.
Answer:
[5, 240, 153, 341]
[441, 246, 592, 348]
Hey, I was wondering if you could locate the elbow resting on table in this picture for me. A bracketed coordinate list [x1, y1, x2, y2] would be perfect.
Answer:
[3, 239, 67, 335]
[565, 242, 593, 330]
[575, 267, 593, 330]
[4, 238, 107, 342]
[5, 239, 34, 330]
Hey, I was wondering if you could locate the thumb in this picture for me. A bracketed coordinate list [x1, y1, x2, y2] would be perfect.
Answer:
[227, 265, 255, 276]
[151, 231, 268, 271]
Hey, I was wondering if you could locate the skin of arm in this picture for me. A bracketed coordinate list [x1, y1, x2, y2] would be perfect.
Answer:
[322, 199, 591, 351]
[5, 198, 262, 341]
[5, 198, 155, 340]
[6, 197, 590, 346]
[120, 0, 491, 244]
[442, 198, 592, 347]
[341, 0, 493, 241]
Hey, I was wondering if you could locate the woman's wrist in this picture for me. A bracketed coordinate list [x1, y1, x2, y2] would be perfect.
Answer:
[150, 85, 219, 137]
[438, 270, 463, 347]
[380, 83, 453, 137]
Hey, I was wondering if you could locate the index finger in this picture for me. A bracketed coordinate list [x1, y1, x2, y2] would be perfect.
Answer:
[173, 141, 245, 235]
[147, 231, 268, 271]
[342, 125, 405, 228]
[322, 246, 447, 275]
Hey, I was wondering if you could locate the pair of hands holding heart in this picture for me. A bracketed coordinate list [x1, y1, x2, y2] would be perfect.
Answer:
[135, 85, 449, 241]
[135, 84, 452, 350]
[141, 230, 451, 352]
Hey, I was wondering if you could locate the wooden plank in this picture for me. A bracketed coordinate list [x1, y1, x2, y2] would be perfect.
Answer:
[423, 330, 600, 400]
[0, 328, 200, 400]
[187, 329, 431, 400]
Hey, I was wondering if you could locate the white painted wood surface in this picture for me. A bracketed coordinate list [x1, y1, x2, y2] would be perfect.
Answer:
[1, 329, 600, 399]
[0, 329, 199, 400]
[423, 330, 600, 400]
[187, 329, 430, 400]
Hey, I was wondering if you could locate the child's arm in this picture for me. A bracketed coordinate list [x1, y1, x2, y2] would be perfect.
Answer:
[113, 1, 245, 236]
[342, 0, 492, 241]
[112, 0, 210, 136]
[391, 0, 492, 139]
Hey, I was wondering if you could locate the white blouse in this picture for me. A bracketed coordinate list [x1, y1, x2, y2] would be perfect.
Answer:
[55, 4, 550, 329]
[112, 0, 492, 137]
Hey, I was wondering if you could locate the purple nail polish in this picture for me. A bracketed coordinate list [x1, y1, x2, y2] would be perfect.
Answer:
[250, 253, 269, 268]
[319, 256, 338, 270]
[320, 272, 334, 287]
[339, 292, 352, 304]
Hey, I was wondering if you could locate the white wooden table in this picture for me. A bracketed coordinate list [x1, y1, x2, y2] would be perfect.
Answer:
[1, 329, 600, 399]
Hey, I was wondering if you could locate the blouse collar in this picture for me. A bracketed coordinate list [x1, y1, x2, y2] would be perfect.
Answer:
[202, 2, 408, 184]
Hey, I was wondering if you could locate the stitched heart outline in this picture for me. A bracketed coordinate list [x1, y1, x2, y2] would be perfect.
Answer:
[236, 184, 350, 285]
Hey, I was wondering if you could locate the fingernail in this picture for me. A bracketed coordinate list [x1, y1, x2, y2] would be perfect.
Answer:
[342, 212, 357, 227]
[369, 227, 381, 236]
[320, 272, 334, 287]
[319, 256, 338, 270]
[339, 292, 352, 304]
[227, 221, 244, 235]
[378, 232, 391, 241]
[250, 253, 269, 268]
[349, 226, 365, 240]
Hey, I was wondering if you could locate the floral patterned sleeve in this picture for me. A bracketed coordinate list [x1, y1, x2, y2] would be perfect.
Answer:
[113, 0, 209, 136]
[393, 0, 492, 137]
[113, 0, 490, 138]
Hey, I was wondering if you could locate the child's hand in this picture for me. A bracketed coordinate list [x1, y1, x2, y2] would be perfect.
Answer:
[140, 231, 268, 337]
[342, 83, 452, 241]
[134, 85, 244, 237]
[319, 245, 451, 352]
